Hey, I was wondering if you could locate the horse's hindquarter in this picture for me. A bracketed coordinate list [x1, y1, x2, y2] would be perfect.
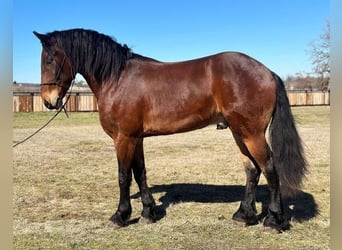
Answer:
[213, 52, 277, 136]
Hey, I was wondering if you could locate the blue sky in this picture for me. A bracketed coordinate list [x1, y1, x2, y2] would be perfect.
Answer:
[13, 0, 329, 83]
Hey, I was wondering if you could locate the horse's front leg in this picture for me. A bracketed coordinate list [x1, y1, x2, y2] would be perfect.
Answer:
[132, 139, 156, 223]
[109, 134, 137, 228]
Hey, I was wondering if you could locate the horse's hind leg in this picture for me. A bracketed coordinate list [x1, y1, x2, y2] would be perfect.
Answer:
[232, 133, 261, 226]
[132, 139, 157, 223]
[238, 133, 289, 232]
[261, 146, 290, 232]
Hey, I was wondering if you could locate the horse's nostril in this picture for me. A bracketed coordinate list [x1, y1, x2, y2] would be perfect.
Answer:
[44, 100, 54, 110]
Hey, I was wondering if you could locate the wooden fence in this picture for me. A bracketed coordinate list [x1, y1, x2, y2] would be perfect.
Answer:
[13, 92, 98, 112]
[287, 90, 330, 106]
[13, 90, 330, 112]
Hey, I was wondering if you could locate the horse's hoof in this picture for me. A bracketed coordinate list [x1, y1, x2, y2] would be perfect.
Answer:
[232, 209, 259, 226]
[107, 220, 124, 230]
[263, 226, 282, 234]
[139, 216, 155, 225]
[108, 212, 130, 229]
[263, 214, 290, 233]
[232, 209, 246, 222]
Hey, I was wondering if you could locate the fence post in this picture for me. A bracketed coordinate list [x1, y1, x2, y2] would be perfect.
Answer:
[76, 92, 79, 112]
[30, 92, 34, 112]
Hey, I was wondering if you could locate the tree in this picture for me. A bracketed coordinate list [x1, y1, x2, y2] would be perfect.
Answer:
[307, 20, 330, 90]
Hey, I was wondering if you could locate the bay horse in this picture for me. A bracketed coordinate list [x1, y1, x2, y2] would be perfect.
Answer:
[33, 28, 307, 232]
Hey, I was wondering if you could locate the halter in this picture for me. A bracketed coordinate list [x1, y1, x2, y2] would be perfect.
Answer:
[39, 50, 76, 118]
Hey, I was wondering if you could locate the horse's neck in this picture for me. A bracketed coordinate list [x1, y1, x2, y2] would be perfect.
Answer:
[81, 74, 101, 98]
[71, 53, 124, 98]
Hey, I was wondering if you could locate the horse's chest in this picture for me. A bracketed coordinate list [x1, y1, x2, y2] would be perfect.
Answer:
[97, 96, 144, 138]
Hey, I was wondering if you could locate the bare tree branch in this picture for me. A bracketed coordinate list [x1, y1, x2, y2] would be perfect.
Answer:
[307, 20, 330, 90]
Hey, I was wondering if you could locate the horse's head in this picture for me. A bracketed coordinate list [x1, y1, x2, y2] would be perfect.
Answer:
[33, 31, 74, 110]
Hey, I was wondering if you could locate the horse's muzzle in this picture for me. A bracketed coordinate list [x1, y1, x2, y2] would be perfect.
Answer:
[44, 97, 63, 110]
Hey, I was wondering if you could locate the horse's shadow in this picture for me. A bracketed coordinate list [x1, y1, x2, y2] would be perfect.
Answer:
[131, 183, 318, 223]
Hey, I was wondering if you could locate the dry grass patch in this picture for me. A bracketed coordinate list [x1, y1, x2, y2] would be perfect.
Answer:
[13, 106, 330, 249]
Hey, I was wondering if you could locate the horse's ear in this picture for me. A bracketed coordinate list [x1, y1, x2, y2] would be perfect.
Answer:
[33, 31, 47, 42]
[33, 31, 56, 47]
[33, 31, 42, 39]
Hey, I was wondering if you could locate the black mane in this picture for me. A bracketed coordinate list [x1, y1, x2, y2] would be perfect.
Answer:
[47, 28, 132, 82]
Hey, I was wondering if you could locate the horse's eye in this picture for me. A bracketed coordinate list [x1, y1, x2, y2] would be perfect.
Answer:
[45, 50, 57, 65]
[46, 56, 53, 65]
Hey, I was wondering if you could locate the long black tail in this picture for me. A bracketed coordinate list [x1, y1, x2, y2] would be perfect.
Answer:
[270, 72, 308, 197]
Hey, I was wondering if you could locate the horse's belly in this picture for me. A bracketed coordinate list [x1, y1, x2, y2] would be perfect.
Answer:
[142, 110, 221, 137]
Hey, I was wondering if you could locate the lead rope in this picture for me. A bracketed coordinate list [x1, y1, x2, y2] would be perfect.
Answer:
[13, 79, 76, 148]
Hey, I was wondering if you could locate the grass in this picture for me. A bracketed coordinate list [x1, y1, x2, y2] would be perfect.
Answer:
[13, 106, 330, 249]
[291, 106, 330, 127]
[12, 112, 100, 129]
